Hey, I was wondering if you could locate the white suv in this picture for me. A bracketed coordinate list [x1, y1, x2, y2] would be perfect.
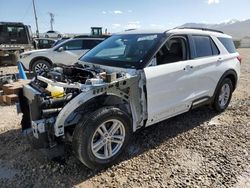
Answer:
[44, 30, 62, 38]
[19, 28, 241, 169]
[19, 38, 104, 74]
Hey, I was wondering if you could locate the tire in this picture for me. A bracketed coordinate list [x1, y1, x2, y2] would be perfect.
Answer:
[31, 59, 51, 74]
[213, 78, 233, 112]
[72, 107, 132, 169]
[57, 34, 62, 38]
[45, 35, 49, 38]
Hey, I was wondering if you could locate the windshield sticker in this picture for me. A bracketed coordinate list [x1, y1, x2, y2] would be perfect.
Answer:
[137, 35, 157, 41]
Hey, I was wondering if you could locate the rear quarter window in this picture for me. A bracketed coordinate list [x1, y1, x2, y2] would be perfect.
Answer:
[218, 37, 236, 54]
[192, 35, 219, 58]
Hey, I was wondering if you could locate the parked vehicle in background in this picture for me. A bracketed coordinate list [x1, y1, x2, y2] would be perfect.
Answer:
[18, 28, 241, 169]
[52, 37, 70, 47]
[44, 30, 62, 38]
[33, 38, 57, 49]
[19, 37, 105, 73]
[0, 22, 32, 65]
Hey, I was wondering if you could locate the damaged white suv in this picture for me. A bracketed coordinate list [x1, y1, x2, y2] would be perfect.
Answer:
[19, 28, 241, 169]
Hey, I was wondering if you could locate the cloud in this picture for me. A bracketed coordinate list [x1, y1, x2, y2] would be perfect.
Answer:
[112, 24, 121, 29]
[124, 21, 141, 30]
[113, 10, 123, 14]
[102, 10, 123, 15]
[207, 0, 219, 4]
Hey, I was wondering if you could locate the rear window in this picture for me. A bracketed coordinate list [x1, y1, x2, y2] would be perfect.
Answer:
[193, 35, 219, 58]
[218, 37, 236, 53]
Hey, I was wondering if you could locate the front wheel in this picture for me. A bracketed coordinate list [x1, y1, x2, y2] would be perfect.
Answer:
[213, 78, 233, 112]
[31, 59, 51, 74]
[72, 107, 132, 169]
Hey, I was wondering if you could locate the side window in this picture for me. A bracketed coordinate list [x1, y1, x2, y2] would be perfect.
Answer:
[0, 25, 3, 33]
[211, 39, 220, 55]
[156, 37, 188, 65]
[61, 40, 83, 50]
[218, 37, 236, 54]
[193, 35, 219, 58]
[43, 40, 49, 44]
[83, 40, 102, 49]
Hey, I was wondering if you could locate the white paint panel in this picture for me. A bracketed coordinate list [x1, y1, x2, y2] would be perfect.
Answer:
[144, 60, 195, 126]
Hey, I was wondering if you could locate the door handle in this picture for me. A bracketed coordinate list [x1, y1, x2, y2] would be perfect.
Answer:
[217, 57, 223, 62]
[183, 65, 194, 71]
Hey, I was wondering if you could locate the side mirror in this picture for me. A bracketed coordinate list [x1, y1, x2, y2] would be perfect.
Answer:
[58, 46, 64, 52]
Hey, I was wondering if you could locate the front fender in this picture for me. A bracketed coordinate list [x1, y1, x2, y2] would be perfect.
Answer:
[54, 89, 104, 137]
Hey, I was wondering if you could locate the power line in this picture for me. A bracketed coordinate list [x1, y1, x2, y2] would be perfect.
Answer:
[48, 12, 55, 30]
[20, 1, 32, 21]
[32, 0, 39, 37]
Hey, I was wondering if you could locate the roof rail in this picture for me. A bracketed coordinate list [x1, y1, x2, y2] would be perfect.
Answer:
[175, 27, 224, 34]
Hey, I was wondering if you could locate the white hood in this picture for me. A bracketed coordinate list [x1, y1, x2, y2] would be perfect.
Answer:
[21, 48, 51, 55]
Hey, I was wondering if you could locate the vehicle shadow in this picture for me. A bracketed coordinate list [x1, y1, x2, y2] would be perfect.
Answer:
[0, 106, 219, 187]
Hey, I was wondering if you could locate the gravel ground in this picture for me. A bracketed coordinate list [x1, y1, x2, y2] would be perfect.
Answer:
[0, 49, 249, 188]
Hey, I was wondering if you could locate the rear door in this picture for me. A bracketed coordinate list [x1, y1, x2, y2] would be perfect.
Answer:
[185, 35, 221, 101]
[144, 36, 197, 126]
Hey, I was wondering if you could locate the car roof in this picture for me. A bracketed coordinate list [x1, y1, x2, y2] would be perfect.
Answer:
[115, 28, 232, 38]
[34, 38, 57, 41]
[70, 37, 105, 40]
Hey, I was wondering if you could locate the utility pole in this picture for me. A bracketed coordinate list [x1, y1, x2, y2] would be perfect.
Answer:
[49, 12, 54, 31]
[32, 0, 39, 38]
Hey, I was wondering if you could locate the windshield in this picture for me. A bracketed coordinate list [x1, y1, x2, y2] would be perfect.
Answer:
[80, 34, 163, 68]
[0, 24, 29, 44]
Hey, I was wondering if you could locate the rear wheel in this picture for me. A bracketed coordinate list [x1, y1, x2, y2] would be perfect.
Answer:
[31, 59, 51, 74]
[72, 107, 132, 169]
[213, 78, 233, 112]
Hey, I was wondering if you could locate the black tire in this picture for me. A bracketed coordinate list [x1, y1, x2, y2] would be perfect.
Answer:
[213, 78, 233, 112]
[45, 35, 49, 38]
[72, 107, 132, 169]
[57, 34, 62, 38]
[31, 59, 51, 74]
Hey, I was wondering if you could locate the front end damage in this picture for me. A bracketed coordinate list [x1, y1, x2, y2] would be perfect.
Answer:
[19, 63, 146, 157]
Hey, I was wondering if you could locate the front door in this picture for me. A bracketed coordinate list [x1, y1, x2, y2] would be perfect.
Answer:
[144, 36, 197, 126]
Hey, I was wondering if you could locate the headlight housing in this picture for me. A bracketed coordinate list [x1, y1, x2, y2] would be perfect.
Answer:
[20, 53, 31, 59]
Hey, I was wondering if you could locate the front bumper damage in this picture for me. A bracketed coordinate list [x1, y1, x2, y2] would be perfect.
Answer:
[19, 72, 143, 159]
[19, 84, 65, 158]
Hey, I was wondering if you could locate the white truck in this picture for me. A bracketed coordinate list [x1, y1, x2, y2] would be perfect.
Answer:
[0, 22, 32, 65]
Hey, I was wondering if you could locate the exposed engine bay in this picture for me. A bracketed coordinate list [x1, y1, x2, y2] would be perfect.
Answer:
[19, 62, 144, 158]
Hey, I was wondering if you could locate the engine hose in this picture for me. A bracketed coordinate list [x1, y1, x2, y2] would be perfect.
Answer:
[42, 108, 62, 117]
[41, 93, 73, 108]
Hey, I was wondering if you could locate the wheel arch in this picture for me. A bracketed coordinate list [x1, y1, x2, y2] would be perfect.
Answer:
[213, 69, 238, 99]
[66, 94, 133, 128]
[29, 56, 53, 71]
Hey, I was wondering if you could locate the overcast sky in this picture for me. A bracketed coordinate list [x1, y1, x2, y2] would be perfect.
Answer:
[0, 0, 249, 34]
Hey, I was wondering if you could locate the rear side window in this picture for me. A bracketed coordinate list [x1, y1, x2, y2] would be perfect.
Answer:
[61, 40, 83, 50]
[83, 40, 102, 49]
[192, 35, 219, 58]
[218, 37, 236, 53]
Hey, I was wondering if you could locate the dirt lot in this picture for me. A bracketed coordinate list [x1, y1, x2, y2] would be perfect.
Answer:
[0, 49, 249, 188]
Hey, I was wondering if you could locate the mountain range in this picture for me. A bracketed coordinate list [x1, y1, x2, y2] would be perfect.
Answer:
[179, 19, 250, 39]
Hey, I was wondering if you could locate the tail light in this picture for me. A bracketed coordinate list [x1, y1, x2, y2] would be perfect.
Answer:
[237, 55, 242, 64]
